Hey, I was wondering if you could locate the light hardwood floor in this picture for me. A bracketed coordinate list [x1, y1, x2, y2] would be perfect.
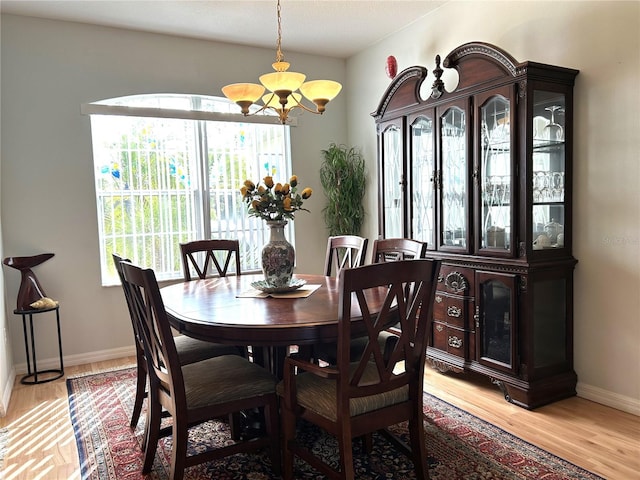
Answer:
[0, 356, 638, 479]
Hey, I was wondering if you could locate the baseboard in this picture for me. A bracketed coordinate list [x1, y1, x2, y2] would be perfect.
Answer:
[0, 366, 16, 418]
[577, 381, 640, 416]
[13, 345, 136, 375]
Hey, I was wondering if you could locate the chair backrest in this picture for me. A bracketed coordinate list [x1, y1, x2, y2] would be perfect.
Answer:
[335, 259, 440, 413]
[324, 235, 368, 277]
[112, 253, 145, 353]
[180, 239, 241, 281]
[120, 260, 188, 410]
[371, 238, 427, 264]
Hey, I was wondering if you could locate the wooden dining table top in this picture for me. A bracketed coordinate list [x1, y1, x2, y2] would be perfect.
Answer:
[160, 273, 389, 347]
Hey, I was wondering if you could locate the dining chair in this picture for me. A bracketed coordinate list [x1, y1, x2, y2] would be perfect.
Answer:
[179, 239, 252, 364]
[119, 260, 281, 480]
[309, 235, 368, 364]
[112, 254, 243, 434]
[314, 237, 428, 366]
[323, 235, 368, 277]
[180, 239, 241, 281]
[278, 258, 441, 480]
[324, 238, 429, 364]
[370, 237, 427, 264]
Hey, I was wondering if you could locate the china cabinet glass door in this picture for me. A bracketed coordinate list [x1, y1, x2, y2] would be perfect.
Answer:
[532, 90, 566, 251]
[477, 272, 516, 373]
[410, 115, 435, 247]
[479, 90, 513, 254]
[439, 104, 468, 251]
[380, 122, 404, 238]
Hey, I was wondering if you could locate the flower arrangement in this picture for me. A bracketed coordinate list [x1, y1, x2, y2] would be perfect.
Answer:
[240, 175, 312, 222]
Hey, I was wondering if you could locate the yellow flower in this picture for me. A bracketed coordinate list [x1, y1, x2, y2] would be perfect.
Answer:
[240, 174, 311, 221]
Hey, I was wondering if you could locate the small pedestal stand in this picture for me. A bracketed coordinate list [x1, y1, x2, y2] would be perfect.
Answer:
[3, 253, 64, 385]
[15, 305, 64, 384]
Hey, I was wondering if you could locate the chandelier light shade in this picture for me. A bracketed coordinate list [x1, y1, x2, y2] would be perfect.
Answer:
[221, 0, 342, 124]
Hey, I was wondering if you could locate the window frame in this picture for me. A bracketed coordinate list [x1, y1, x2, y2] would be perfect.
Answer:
[83, 94, 295, 285]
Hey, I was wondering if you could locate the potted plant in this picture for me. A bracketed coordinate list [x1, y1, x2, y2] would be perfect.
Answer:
[320, 143, 366, 236]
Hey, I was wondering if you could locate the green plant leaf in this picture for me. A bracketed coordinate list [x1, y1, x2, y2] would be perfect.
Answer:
[320, 143, 366, 236]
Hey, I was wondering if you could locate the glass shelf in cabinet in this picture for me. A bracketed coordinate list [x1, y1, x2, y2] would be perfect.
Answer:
[533, 139, 565, 151]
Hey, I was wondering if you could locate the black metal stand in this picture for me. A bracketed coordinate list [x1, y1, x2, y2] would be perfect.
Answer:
[16, 305, 64, 384]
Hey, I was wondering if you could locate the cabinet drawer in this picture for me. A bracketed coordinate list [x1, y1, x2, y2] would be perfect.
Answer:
[432, 322, 468, 359]
[438, 265, 475, 295]
[433, 293, 467, 329]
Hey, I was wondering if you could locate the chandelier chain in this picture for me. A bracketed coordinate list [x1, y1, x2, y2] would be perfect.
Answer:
[275, 0, 284, 63]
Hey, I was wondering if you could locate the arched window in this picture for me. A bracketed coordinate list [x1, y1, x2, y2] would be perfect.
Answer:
[83, 94, 293, 285]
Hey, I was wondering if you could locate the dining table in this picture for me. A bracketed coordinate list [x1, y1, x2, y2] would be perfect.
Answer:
[160, 272, 390, 378]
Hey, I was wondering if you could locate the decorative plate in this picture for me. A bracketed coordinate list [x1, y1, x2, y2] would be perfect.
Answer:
[250, 278, 307, 294]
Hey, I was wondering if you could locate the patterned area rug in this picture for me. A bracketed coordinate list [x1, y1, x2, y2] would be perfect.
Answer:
[67, 367, 603, 480]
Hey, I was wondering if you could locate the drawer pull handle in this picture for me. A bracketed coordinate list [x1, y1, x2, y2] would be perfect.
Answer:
[448, 336, 463, 348]
[447, 305, 462, 318]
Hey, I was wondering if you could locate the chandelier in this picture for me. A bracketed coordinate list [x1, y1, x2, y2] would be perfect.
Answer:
[221, 0, 342, 124]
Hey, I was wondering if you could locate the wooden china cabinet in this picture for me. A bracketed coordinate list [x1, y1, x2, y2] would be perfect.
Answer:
[372, 42, 579, 409]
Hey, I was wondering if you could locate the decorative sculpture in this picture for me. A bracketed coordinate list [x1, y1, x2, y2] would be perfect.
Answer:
[3, 253, 55, 311]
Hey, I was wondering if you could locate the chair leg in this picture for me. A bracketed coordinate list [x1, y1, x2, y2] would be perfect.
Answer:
[229, 412, 241, 440]
[362, 433, 373, 453]
[408, 411, 430, 480]
[130, 356, 147, 429]
[169, 421, 188, 480]
[142, 390, 161, 474]
[338, 426, 356, 480]
[281, 405, 296, 480]
[264, 397, 282, 475]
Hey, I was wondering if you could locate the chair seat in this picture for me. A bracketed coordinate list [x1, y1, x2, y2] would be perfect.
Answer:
[313, 331, 399, 366]
[277, 362, 408, 422]
[174, 335, 242, 365]
[183, 355, 277, 409]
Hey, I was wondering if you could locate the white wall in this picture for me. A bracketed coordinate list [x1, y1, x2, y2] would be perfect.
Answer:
[0, 161, 13, 416]
[0, 15, 346, 400]
[347, 1, 640, 413]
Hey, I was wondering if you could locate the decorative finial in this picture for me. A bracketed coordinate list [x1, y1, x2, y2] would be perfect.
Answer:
[431, 54, 444, 99]
[386, 56, 398, 79]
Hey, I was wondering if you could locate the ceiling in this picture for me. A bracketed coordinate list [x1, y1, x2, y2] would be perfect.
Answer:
[0, 0, 446, 59]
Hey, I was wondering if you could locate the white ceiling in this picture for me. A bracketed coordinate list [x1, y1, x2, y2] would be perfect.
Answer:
[1, 0, 446, 59]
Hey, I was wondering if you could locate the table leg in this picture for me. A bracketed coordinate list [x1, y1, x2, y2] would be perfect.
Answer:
[250, 346, 289, 379]
[270, 346, 288, 380]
